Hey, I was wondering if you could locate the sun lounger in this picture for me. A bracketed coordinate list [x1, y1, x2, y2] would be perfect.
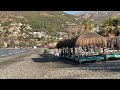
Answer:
[69, 55, 76, 60]
[107, 54, 120, 59]
[75, 55, 105, 63]
[66, 55, 70, 59]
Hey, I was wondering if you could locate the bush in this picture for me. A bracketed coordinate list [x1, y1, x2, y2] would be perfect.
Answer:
[0, 43, 4, 48]
[19, 42, 27, 48]
[28, 41, 36, 48]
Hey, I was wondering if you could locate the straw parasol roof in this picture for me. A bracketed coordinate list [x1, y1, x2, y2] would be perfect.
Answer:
[56, 40, 64, 48]
[56, 31, 106, 48]
[56, 37, 69, 48]
[56, 41, 60, 48]
[75, 31, 106, 47]
[66, 34, 81, 48]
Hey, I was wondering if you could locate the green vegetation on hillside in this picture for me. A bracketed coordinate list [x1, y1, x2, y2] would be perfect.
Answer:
[21, 11, 80, 34]
[0, 11, 80, 48]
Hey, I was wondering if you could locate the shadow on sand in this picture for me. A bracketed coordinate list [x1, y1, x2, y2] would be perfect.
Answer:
[32, 53, 120, 72]
[32, 53, 79, 66]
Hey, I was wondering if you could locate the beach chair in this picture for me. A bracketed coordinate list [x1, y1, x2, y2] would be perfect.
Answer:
[75, 54, 105, 64]
[107, 53, 120, 60]
[69, 55, 76, 61]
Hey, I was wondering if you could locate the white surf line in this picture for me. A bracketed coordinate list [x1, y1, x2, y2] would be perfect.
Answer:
[0, 54, 7, 56]
[13, 51, 21, 54]
[15, 52, 20, 54]
[13, 50, 25, 54]
[19, 50, 26, 53]
[20, 50, 25, 52]
[8, 53, 12, 55]
[23, 50, 26, 52]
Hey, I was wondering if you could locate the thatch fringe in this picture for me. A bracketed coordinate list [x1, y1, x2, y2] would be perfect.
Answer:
[56, 31, 106, 48]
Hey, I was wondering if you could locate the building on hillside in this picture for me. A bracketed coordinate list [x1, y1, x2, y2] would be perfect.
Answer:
[33, 32, 45, 38]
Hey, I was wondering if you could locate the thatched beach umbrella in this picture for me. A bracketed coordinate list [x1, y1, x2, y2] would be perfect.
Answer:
[75, 31, 106, 47]
[56, 30, 108, 60]
[67, 34, 80, 48]
[56, 40, 62, 48]
[74, 31, 108, 60]
[57, 31, 106, 49]
[106, 36, 120, 50]
[56, 37, 69, 49]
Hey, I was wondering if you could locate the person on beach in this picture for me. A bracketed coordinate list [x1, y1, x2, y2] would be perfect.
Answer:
[61, 50, 63, 56]
[44, 50, 47, 54]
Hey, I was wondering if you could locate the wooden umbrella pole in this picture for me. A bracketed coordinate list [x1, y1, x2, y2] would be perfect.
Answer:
[85, 46, 86, 52]
[99, 45, 101, 53]
[63, 48, 65, 55]
[58, 48, 59, 55]
[118, 36, 120, 50]
[113, 38, 115, 50]
[103, 45, 104, 54]
[116, 38, 118, 50]
[90, 45, 92, 53]
[111, 38, 114, 50]
[73, 46, 75, 55]
[105, 40, 108, 61]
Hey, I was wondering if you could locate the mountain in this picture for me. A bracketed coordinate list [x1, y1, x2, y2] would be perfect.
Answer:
[0, 11, 80, 35]
[75, 11, 120, 25]
[0, 11, 80, 48]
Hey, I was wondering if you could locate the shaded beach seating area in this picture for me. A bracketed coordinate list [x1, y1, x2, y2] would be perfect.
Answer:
[106, 37, 120, 60]
[56, 31, 107, 63]
[56, 31, 120, 64]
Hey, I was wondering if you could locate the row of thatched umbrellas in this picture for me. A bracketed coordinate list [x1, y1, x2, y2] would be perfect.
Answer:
[56, 31, 109, 61]
[57, 31, 107, 49]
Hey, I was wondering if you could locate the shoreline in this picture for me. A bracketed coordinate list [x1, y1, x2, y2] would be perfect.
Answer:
[0, 48, 45, 63]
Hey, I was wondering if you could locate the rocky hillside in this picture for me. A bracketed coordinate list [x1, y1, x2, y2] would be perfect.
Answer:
[76, 11, 120, 25]
[0, 11, 80, 35]
[0, 11, 80, 48]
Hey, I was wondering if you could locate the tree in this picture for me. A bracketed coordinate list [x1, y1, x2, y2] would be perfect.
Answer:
[112, 17, 120, 36]
[80, 19, 94, 32]
[98, 17, 120, 50]
[100, 18, 114, 36]
[19, 42, 26, 48]
[99, 17, 120, 36]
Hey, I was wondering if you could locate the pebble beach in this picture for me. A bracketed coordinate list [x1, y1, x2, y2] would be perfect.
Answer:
[0, 48, 120, 79]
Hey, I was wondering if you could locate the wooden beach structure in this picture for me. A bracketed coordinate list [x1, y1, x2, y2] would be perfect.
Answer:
[105, 36, 120, 60]
[56, 31, 108, 63]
